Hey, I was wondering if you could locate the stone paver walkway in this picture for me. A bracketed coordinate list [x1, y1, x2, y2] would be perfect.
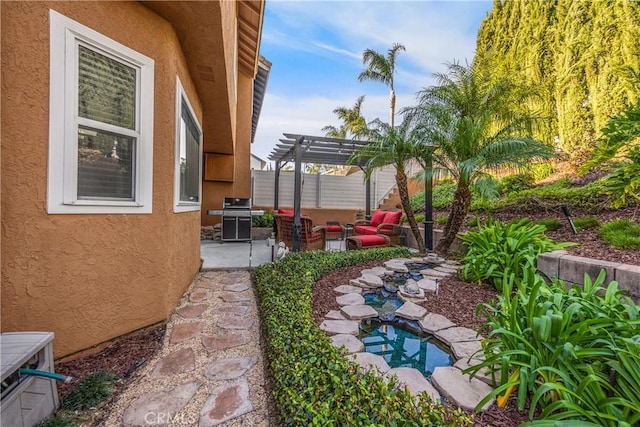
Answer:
[104, 271, 272, 427]
[322, 256, 496, 412]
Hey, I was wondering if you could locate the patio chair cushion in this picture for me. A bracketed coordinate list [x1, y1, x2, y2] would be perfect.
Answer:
[383, 210, 403, 225]
[346, 234, 390, 250]
[323, 225, 343, 232]
[354, 225, 379, 235]
[277, 208, 294, 215]
[370, 210, 387, 227]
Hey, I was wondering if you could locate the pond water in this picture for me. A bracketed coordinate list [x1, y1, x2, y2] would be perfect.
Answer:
[359, 319, 453, 377]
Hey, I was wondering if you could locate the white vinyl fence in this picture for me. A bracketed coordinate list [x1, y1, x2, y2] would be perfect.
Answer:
[251, 165, 400, 209]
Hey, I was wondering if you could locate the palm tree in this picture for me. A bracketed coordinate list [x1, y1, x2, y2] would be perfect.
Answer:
[350, 115, 426, 253]
[322, 95, 369, 140]
[358, 43, 406, 128]
[406, 62, 556, 254]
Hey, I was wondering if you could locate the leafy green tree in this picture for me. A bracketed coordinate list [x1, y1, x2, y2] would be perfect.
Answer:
[581, 98, 640, 207]
[358, 43, 405, 128]
[322, 95, 369, 139]
[408, 62, 555, 254]
[350, 116, 426, 253]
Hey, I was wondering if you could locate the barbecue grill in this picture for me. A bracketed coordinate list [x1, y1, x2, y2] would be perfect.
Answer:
[207, 198, 264, 242]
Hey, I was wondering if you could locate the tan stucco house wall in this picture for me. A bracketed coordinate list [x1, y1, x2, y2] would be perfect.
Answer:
[1, 1, 264, 357]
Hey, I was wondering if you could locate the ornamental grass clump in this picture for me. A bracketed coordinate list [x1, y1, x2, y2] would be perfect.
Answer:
[254, 249, 473, 426]
[460, 218, 574, 290]
[467, 268, 640, 426]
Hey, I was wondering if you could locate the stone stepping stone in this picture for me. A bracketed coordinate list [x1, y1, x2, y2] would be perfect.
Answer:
[360, 273, 384, 288]
[224, 283, 250, 292]
[397, 293, 427, 304]
[350, 278, 379, 290]
[351, 352, 390, 374]
[199, 379, 253, 426]
[398, 285, 426, 300]
[454, 358, 495, 386]
[204, 356, 258, 380]
[419, 269, 449, 277]
[417, 278, 438, 293]
[123, 381, 200, 426]
[340, 304, 378, 320]
[170, 322, 203, 344]
[360, 267, 388, 277]
[190, 289, 213, 302]
[224, 271, 249, 280]
[334, 284, 363, 294]
[220, 292, 252, 303]
[419, 313, 456, 333]
[435, 327, 479, 345]
[395, 301, 427, 320]
[202, 334, 249, 352]
[384, 261, 408, 273]
[151, 348, 195, 377]
[434, 266, 458, 274]
[176, 303, 208, 318]
[386, 367, 439, 403]
[218, 316, 254, 330]
[431, 366, 494, 412]
[325, 310, 346, 320]
[217, 305, 249, 315]
[336, 293, 365, 306]
[330, 334, 364, 353]
[450, 340, 483, 360]
[319, 320, 359, 336]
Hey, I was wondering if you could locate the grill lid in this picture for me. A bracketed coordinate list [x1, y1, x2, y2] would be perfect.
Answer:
[223, 197, 251, 209]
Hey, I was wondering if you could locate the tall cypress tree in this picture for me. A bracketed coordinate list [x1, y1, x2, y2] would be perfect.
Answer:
[474, 0, 640, 162]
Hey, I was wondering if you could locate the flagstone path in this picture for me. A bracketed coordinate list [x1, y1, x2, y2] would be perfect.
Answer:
[103, 271, 273, 427]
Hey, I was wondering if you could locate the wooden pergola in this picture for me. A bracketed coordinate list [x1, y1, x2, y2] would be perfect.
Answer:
[267, 133, 376, 252]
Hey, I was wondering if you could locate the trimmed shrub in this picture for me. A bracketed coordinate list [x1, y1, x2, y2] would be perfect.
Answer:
[254, 249, 473, 426]
[500, 173, 535, 195]
[573, 216, 600, 230]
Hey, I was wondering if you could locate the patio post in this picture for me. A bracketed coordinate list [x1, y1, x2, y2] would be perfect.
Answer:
[292, 136, 303, 251]
[273, 161, 281, 234]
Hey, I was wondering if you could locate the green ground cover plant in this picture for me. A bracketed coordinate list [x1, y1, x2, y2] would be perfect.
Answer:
[254, 249, 473, 426]
[573, 217, 600, 230]
[598, 219, 640, 250]
[459, 218, 574, 290]
[468, 269, 640, 426]
[533, 218, 562, 231]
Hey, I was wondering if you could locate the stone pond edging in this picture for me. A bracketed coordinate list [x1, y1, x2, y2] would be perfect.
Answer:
[318, 257, 496, 413]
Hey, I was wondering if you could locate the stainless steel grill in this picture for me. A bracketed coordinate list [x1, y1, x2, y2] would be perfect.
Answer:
[207, 198, 264, 242]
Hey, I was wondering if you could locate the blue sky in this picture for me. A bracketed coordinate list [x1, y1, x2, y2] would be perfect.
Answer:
[252, 0, 493, 163]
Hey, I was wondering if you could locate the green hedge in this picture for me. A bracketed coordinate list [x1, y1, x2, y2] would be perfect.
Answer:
[254, 249, 473, 426]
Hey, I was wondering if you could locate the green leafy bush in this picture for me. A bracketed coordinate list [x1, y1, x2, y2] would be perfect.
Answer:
[254, 249, 473, 426]
[401, 213, 424, 224]
[436, 215, 449, 225]
[469, 269, 640, 425]
[410, 181, 458, 212]
[252, 211, 274, 228]
[598, 219, 640, 250]
[573, 216, 600, 230]
[36, 412, 79, 427]
[528, 163, 555, 181]
[460, 218, 574, 290]
[500, 173, 535, 195]
[62, 371, 118, 411]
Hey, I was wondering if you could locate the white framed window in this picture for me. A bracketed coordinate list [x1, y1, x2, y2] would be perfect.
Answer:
[173, 78, 203, 213]
[48, 10, 154, 214]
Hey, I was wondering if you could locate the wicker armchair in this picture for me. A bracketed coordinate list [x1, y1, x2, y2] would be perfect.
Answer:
[274, 214, 326, 251]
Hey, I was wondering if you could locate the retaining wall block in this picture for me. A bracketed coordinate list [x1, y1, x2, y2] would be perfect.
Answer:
[557, 255, 621, 286]
[536, 250, 567, 280]
[614, 264, 640, 304]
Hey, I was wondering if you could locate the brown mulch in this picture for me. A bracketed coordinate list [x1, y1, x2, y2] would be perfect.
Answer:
[55, 323, 165, 404]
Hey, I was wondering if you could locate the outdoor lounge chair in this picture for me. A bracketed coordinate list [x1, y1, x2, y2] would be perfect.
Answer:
[354, 210, 403, 245]
[274, 213, 326, 251]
